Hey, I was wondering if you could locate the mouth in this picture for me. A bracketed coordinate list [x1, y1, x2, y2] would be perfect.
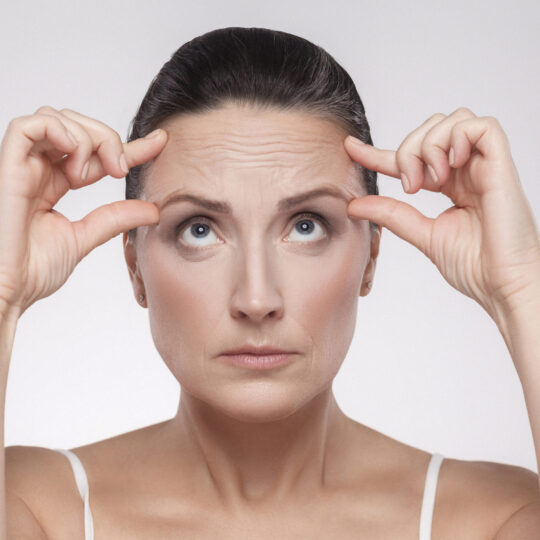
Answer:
[218, 352, 296, 370]
[219, 345, 297, 370]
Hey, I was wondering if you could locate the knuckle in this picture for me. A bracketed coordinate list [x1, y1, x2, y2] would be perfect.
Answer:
[422, 127, 443, 149]
[99, 120, 119, 140]
[59, 107, 75, 115]
[420, 138, 438, 160]
[420, 137, 431, 154]
[111, 131, 124, 149]
[478, 116, 503, 135]
[95, 124, 123, 151]
[7, 117, 19, 130]
[34, 105, 57, 115]
[453, 106, 474, 116]
[484, 115, 500, 127]
[428, 112, 446, 123]
[395, 147, 410, 172]
[8, 116, 29, 130]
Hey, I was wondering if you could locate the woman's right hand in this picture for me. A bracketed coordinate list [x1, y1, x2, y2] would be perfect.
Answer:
[0, 106, 167, 319]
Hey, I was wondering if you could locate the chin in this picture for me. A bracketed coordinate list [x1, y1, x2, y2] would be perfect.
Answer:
[204, 382, 313, 424]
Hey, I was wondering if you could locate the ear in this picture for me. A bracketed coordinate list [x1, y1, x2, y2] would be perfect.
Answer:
[359, 224, 382, 297]
[123, 231, 146, 307]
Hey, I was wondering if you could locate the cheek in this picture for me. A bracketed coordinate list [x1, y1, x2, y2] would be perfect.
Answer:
[142, 244, 223, 379]
[140, 231, 367, 386]
[292, 240, 365, 372]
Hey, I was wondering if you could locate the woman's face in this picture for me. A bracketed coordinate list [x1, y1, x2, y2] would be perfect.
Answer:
[124, 102, 380, 422]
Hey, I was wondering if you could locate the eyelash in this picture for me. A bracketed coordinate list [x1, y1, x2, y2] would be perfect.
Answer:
[175, 211, 330, 248]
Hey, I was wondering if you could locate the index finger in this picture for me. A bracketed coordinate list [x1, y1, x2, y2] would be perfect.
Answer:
[70, 127, 167, 184]
[122, 129, 168, 170]
[344, 136, 400, 178]
[59, 109, 167, 182]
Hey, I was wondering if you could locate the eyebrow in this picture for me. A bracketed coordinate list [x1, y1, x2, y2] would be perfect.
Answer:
[157, 185, 352, 213]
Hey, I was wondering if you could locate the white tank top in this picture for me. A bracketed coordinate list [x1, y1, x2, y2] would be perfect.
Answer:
[53, 448, 444, 539]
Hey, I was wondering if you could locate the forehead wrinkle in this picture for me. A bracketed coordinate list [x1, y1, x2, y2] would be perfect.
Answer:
[162, 127, 341, 159]
[147, 149, 356, 203]
[164, 120, 340, 144]
[147, 109, 356, 198]
[153, 147, 338, 183]
[161, 145, 338, 178]
[157, 157, 335, 188]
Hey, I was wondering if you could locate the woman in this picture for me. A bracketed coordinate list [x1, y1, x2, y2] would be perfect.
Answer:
[2, 26, 540, 539]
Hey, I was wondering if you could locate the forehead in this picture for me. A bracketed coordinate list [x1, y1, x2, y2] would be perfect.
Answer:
[144, 102, 362, 201]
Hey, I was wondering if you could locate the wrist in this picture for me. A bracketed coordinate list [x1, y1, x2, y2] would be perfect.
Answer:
[492, 282, 540, 369]
[0, 299, 22, 325]
[0, 307, 19, 384]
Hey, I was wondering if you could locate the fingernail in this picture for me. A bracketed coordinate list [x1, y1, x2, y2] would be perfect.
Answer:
[401, 173, 410, 192]
[119, 153, 129, 174]
[145, 129, 162, 139]
[449, 147, 455, 167]
[428, 164, 439, 184]
[82, 161, 89, 181]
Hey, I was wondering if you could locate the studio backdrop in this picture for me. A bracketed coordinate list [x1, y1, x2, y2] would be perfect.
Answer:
[2, 0, 539, 471]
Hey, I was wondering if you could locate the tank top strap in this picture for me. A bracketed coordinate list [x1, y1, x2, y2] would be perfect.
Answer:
[53, 448, 95, 540]
[419, 452, 444, 540]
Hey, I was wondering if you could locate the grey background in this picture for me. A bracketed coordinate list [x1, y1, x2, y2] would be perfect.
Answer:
[2, 1, 539, 471]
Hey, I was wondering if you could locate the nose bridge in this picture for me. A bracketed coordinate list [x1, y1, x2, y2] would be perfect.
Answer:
[230, 228, 284, 321]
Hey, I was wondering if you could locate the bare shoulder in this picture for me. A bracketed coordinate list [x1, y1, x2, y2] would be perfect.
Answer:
[348, 421, 540, 538]
[5, 422, 169, 537]
[5, 444, 89, 538]
[434, 455, 540, 539]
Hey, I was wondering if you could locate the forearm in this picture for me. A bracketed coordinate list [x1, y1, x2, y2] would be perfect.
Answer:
[494, 284, 540, 485]
[0, 309, 20, 540]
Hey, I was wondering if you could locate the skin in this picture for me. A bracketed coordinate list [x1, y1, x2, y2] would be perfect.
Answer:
[5, 104, 539, 538]
[122, 102, 382, 508]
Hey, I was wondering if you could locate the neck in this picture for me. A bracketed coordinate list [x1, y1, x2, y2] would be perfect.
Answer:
[166, 386, 351, 508]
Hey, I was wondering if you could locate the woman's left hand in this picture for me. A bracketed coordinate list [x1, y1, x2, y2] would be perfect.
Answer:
[344, 107, 540, 322]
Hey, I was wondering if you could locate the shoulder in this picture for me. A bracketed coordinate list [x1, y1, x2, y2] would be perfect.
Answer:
[435, 456, 540, 539]
[5, 444, 72, 502]
[5, 445, 88, 538]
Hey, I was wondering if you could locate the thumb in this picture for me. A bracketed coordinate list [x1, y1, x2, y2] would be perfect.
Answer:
[348, 195, 433, 257]
[71, 199, 159, 261]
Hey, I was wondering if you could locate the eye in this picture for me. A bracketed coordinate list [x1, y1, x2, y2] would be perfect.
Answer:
[285, 212, 328, 243]
[176, 211, 329, 249]
[177, 216, 221, 248]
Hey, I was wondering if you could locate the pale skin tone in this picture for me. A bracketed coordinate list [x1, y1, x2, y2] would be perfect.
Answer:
[1, 102, 540, 538]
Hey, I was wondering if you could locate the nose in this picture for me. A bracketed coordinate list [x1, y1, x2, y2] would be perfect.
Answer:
[229, 244, 284, 323]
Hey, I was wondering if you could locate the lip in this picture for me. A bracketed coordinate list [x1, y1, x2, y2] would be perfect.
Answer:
[219, 352, 295, 370]
[221, 345, 294, 356]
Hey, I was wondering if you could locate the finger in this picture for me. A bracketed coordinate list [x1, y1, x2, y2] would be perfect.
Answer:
[122, 128, 168, 170]
[60, 124, 168, 183]
[448, 116, 514, 184]
[416, 107, 477, 190]
[343, 138, 399, 179]
[0, 114, 79, 175]
[48, 107, 129, 182]
[344, 114, 447, 194]
[32, 107, 95, 186]
[347, 195, 433, 257]
[71, 199, 160, 262]
[394, 113, 449, 193]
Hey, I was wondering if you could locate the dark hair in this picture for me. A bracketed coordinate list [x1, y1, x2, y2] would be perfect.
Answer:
[125, 26, 379, 242]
